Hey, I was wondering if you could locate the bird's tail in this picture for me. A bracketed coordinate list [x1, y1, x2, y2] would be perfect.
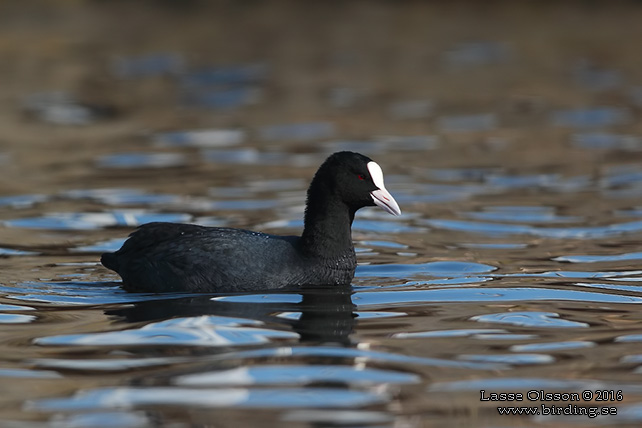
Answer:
[100, 252, 119, 271]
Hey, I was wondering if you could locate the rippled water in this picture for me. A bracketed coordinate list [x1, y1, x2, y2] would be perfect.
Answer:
[3, 2, 642, 427]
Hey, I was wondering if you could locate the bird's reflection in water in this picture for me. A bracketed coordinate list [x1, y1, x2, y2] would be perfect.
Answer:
[82, 286, 394, 426]
[292, 286, 356, 345]
[106, 285, 357, 346]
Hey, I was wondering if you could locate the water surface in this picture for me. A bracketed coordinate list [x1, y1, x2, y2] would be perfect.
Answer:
[2, 2, 642, 427]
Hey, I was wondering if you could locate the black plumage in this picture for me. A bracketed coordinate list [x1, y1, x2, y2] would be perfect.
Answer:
[101, 151, 401, 292]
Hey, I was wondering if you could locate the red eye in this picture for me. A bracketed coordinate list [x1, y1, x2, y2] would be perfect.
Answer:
[358, 174, 366, 180]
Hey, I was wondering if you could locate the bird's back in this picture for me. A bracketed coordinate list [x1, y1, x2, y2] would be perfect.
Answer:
[101, 222, 355, 293]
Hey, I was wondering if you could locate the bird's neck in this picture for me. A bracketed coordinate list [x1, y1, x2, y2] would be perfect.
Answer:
[301, 194, 356, 259]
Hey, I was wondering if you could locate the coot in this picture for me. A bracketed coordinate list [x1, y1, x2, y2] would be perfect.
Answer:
[101, 151, 401, 292]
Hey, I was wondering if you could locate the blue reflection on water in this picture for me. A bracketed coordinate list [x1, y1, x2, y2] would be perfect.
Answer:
[554, 251, 642, 263]
[0, 247, 38, 256]
[470, 312, 589, 328]
[97, 152, 187, 168]
[572, 133, 642, 150]
[464, 206, 582, 224]
[28, 386, 389, 411]
[511, 341, 595, 352]
[72, 238, 127, 253]
[0, 368, 61, 379]
[258, 122, 335, 142]
[5, 211, 192, 230]
[356, 261, 496, 279]
[426, 218, 642, 238]
[0, 282, 191, 306]
[0, 194, 48, 208]
[458, 353, 554, 365]
[113, 53, 184, 78]
[0, 313, 36, 323]
[209, 346, 505, 370]
[393, 328, 508, 339]
[63, 188, 182, 206]
[179, 63, 268, 87]
[173, 365, 420, 386]
[438, 113, 497, 132]
[182, 87, 261, 110]
[35, 316, 298, 347]
[428, 377, 618, 392]
[353, 287, 642, 306]
[551, 107, 631, 128]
